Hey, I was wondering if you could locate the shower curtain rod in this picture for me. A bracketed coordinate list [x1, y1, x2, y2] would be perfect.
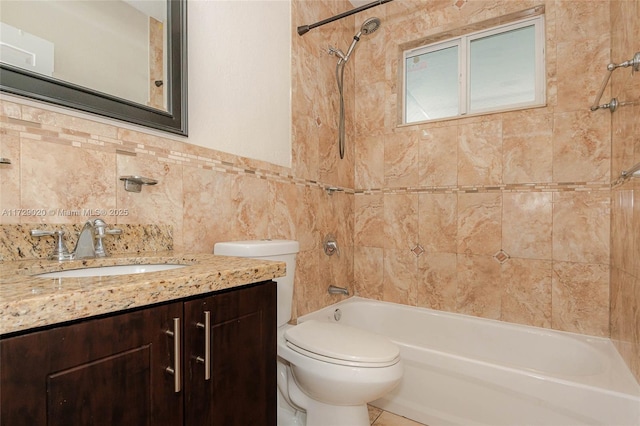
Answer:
[297, 0, 393, 36]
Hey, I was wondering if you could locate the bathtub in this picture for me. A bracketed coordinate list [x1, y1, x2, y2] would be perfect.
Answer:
[298, 297, 640, 426]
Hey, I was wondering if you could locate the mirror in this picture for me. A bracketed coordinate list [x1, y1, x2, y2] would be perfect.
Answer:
[0, 0, 187, 135]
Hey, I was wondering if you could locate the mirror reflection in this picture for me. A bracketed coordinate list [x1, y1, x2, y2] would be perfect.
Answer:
[0, 0, 168, 111]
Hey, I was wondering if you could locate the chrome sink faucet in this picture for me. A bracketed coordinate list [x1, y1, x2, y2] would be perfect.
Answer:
[73, 221, 97, 259]
[74, 219, 122, 258]
[31, 219, 122, 260]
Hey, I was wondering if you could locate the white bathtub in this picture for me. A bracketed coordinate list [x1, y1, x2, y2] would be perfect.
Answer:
[298, 297, 640, 426]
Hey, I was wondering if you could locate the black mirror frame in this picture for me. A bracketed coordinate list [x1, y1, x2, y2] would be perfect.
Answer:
[0, 0, 188, 136]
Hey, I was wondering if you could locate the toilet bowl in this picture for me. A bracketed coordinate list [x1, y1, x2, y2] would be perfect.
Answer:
[278, 321, 403, 426]
[213, 240, 403, 426]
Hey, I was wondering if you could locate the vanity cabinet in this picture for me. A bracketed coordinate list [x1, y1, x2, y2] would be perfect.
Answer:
[183, 282, 277, 425]
[0, 281, 276, 426]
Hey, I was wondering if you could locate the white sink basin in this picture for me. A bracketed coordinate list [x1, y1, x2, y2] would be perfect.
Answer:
[35, 264, 186, 278]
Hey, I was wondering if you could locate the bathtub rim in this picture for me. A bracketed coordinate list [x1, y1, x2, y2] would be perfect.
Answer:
[296, 296, 640, 399]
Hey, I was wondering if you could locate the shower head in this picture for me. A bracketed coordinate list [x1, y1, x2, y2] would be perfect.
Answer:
[340, 17, 381, 64]
[360, 17, 381, 36]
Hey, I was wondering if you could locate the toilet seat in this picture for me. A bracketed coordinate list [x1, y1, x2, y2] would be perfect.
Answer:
[284, 320, 400, 367]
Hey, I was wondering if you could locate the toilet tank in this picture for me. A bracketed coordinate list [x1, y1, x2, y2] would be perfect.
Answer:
[213, 240, 299, 327]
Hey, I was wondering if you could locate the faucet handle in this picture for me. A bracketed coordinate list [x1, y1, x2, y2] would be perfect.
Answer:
[92, 219, 121, 257]
[30, 229, 73, 261]
[323, 234, 341, 257]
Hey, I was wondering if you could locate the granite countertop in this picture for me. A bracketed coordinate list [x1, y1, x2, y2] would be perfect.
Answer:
[0, 252, 285, 335]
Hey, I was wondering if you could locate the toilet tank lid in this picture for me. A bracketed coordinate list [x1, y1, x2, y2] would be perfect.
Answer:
[214, 239, 299, 257]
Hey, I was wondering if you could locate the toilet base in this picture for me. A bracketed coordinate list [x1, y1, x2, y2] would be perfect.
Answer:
[277, 389, 306, 426]
[278, 359, 371, 426]
[304, 400, 369, 426]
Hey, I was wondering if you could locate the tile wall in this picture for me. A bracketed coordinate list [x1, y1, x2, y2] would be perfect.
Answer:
[0, 0, 637, 381]
[610, 0, 640, 382]
[352, 0, 615, 338]
[0, 93, 353, 319]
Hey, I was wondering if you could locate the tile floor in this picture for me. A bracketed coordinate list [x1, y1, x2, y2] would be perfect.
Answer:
[368, 406, 426, 426]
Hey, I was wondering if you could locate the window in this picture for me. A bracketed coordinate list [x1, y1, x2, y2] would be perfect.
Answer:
[403, 15, 545, 124]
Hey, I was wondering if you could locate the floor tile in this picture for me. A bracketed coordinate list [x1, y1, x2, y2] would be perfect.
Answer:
[371, 410, 427, 426]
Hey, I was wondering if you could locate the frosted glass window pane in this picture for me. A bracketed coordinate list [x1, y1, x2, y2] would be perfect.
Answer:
[469, 25, 536, 111]
[405, 45, 458, 122]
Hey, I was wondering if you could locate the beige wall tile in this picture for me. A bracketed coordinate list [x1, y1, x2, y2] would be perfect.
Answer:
[502, 192, 552, 260]
[457, 192, 501, 256]
[458, 120, 502, 186]
[355, 135, 385, 189]
[418, 193, 457, 253]
[295, 185, 321, 253]
[294, 249, 325, 318]
[182, 167, 234, 253]
[555, 0, 610, 112]
[634, 186, 640, 279]
[552, 111, 611, 183]
[116, 153, 184, 249]
[502, 113, 553, 184]
[230, 174, 270, 240]
[501, 258, 552, 327]
[21, 139, 116, 224]
[319, 243, 354, 300]
[384, 193, 418, 250]
[385, 130, 420, 188]
[355, 81, 386, 138]
[552, 191, 610, 264]
[355, 194, 385, 248]
[0, 99, 22, 119]
[317, 189, 353, 249]
[555, 37, 611, 112]
[610, 266, 624, 343]
[611, 104, 635, 180]
[383, 248, 418, 306]
[419, 125, 458, 187]
[268, 180, 298, 240]
[418, 252, 457, 312]
[552, 261, 609, 336]
[22, 105, 119, 138]
[354, 246, 384, 300]
[0, 129, 20, 223]
[456, 254, 502, 320]
[292, 110, 320, 182]
[611, 190, 634, 273]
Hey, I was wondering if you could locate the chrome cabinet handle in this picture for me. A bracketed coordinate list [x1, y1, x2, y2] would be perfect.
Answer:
[165, 317, 181, 393]
[195, 310, 211, 381]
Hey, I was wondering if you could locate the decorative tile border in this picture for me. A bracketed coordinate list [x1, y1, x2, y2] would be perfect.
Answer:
[355, 181, 612, 195]
[0, 101, 618, 209]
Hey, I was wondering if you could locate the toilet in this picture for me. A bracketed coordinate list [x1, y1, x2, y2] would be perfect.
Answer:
[213, 240, 403, 426]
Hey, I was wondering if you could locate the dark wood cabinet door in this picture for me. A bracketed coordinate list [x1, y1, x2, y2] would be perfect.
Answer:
[1, 302, 183, 426]
[183, 281, 276, 426]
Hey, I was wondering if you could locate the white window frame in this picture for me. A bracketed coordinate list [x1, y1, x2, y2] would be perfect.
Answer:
[402, 15, 545, 124]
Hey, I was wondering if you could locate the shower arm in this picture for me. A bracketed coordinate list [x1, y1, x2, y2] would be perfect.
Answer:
[297, 0, 392, 36]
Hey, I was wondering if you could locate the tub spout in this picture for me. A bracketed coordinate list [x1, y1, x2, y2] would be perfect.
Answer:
[328, 285, 349, 295]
